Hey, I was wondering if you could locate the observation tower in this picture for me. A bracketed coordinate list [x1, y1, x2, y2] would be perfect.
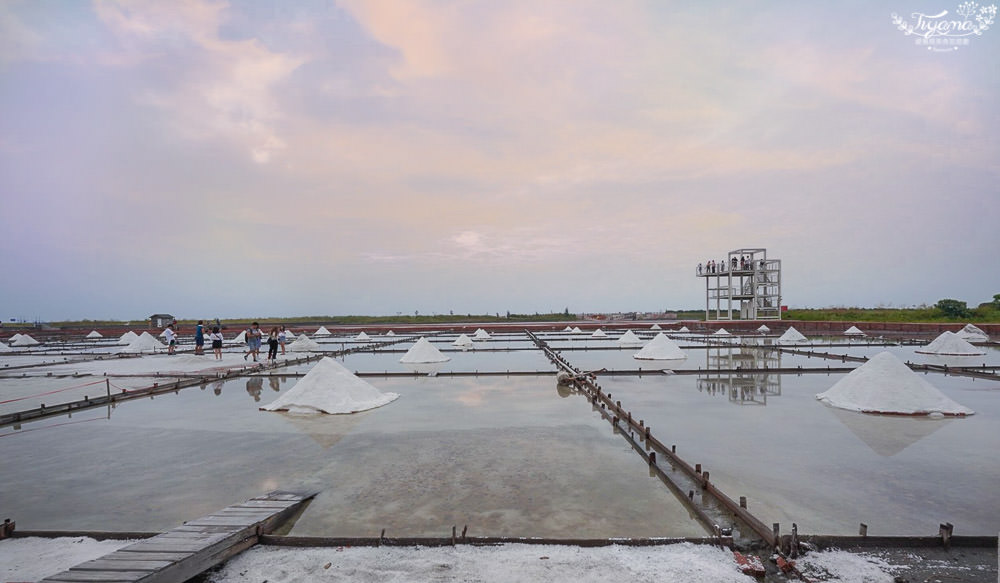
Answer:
[696, 248, 781, 321]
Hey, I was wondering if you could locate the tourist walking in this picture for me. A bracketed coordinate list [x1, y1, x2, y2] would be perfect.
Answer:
[164, 323, 177, 355]
[278, 326, 287, 355]
[267, 327, 279, 365]
[194, 320, 205, 355]
[210, 326, 223, 360]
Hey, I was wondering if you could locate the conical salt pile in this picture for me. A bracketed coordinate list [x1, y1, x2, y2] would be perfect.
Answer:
[915, 331, 985, 356]
[86, 330, 103, 339]
[261, 357, 399, 414]
[778, 326, 808, 345]
[284, 332, 297, 341]
[8, 333, 22, 343]
[0, 340, 13, 352]
[355, 331, 370, 341]
[634, 333, 687, 360]
[234, 330, 247, 343]
[650, 323, 662, 330]
[617, 330, 643, 347]
[314, 326, 332, 336]
[120, 331, 165, 353]
[12, 334, 40, 347]
[713, 328, 730, 336]
[473, 328, 490, 340]
[118, 331, 138, 345]
[816, 352, 974, 416]
[386, 330, 396, 336]
[400, 337, 450, 363]
[956, 324, 988, 342]
[843, 326, 865, 336]
[453, 334, 474, 347]
[570, 327, 583, 334]
[756, 325, 770, 333]
[678, 326, 690, 333]
[591, 329, 607, 338]
[288, 335, 322, 352]
[562, 326, 573, 332]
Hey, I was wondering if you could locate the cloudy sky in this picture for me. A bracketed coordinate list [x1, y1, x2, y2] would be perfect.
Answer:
[1, 1, 997, 322]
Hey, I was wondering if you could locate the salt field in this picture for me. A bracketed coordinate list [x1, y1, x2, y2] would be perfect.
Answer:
[1, 325, 998, 546]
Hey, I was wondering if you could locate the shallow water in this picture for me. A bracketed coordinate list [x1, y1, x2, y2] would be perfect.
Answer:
[593, 372, 1000, 535]
[1, 331, 996, 539]
[0, 374, 705, 538]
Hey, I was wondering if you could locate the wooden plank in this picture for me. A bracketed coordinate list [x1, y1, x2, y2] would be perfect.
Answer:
[42, 571, 150, 582]
[100, 551, 192, 562]
[231, 500, 299, 509]
[41, 490, 317, 583]
[71, 558, 171, 571]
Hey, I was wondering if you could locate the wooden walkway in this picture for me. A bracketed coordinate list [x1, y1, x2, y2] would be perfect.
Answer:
[40, 490, 316, 583]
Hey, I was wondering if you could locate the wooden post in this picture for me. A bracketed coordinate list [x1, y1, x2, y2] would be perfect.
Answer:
[740, 496, 747, 509]
[859, 523, 867, 537]
[106, 378, 111, 399]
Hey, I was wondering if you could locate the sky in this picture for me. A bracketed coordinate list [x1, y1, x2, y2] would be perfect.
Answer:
[1, 1, 998, 322]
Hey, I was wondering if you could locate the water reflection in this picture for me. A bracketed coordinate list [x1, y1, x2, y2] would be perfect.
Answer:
[269, 377, 280, 392]
[245, 377, 263, 402]
[401, 361, 446, 375]
[697, 345, 782, 405]
[826, 406, 952, 457]
[272, 409, 367, 449]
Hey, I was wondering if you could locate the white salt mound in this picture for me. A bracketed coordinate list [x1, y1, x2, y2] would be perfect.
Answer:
[777, 326, 808, 344]
[956, 323, 988, 342]
[261, 357, 399, 414]
[713, 328, 730, 336]
[571, 326, 584, 334]
[12, 334, 41, 346]
[0, 340, 12, 352]
[355, 331, 370, 341]
[117, 331, 138, 345]
[233, 330, 247, 343]
[591, 329, 607, 338]
[386, 330, 396, 336]
[121, 332, 165, 353]
[816, 352, 974, 416]
[757, 324, 770, 333]
[634, 333, 687, 360]
[562, 326, 573, 332]
[453, 334, 474, 347]
[678, 326, 690, 333]
[650, 323, 662, 330]
[288, 335, 321, 352]
[473, 328, 490, 340]
[843, 325, 865, 336]
[400, 337, 450, 363]
[314, 326, 332, 336]
[617, 330, 644, 346]
[915, 331, 985, 356]
[86, 330, 103, 339]
[8, 333, 22, 343]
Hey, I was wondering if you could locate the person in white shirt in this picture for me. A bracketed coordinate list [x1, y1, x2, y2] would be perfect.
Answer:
[164, 324, 177, 355]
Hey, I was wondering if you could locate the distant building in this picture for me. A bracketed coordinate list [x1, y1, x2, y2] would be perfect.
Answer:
[149, 314, 175, 328]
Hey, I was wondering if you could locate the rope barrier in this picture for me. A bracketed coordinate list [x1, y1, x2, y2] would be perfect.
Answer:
[0, 379, 108, 405]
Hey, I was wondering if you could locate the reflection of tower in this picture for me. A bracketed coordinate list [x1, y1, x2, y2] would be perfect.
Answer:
[697, 345, 782, 405]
